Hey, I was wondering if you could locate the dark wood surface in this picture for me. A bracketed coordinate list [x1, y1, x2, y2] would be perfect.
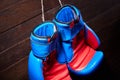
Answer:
[0, 0, 120, 80]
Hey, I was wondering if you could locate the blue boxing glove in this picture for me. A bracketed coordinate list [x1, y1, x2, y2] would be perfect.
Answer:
[53, 5, 103, 75]
[28, 21, 71, 80]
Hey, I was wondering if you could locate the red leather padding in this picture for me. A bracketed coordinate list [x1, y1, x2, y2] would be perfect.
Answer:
[69, 29, 96, 71]
[43, 51, 71, 80]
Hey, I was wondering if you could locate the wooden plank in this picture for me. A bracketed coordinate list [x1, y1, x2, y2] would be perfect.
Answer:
[87, 4, 120, 33]
[0, 56, 28, 80]
[0, 0, 91, 33]
[80, 0, 120, 21]
[59, 0, 90, 8]
[0, 0, 22, 12]
[0, 0, 84, 13]
[0, 14, 41, 52]
[0, 0, 59, 33]
[1, 0, 119, 33]
[0, 38, 30, 71]
[59, 0, 120, 21]
[0, 6, 58, 52]
[0, 8, 57, 71]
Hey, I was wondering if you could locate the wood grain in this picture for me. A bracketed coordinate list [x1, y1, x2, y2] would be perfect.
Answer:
[87, 4, 120, 32]
[0, 0, 59, 33]
[0, 8, 57, 71]
[0, 38, 30, 71]
[0, 56, 28, 80]
[0, 0, 23, 12]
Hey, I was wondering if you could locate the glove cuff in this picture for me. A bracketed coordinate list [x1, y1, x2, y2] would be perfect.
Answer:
[30, 21, 58, 60]
[54, 5, 84, 41]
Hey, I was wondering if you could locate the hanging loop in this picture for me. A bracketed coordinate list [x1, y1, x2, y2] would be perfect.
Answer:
[41, 0, 45, 22]
[40, 0, 63, 22]
[58, 0, 63, 7]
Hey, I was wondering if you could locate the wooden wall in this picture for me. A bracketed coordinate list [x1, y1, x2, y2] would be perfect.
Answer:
[0, 0, 120, 80]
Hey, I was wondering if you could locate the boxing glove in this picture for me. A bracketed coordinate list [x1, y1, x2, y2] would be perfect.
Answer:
[28, 21, 72, 80]
[53, 5, 103, 75]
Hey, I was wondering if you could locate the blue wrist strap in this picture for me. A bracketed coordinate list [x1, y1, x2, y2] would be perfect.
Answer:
[54, 5, 84, 41]
[30, 36, 57, 60]
[30, 22, 58, 60]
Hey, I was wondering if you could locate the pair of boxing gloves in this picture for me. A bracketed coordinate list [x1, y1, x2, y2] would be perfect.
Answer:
[28, 5, 103, 80]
